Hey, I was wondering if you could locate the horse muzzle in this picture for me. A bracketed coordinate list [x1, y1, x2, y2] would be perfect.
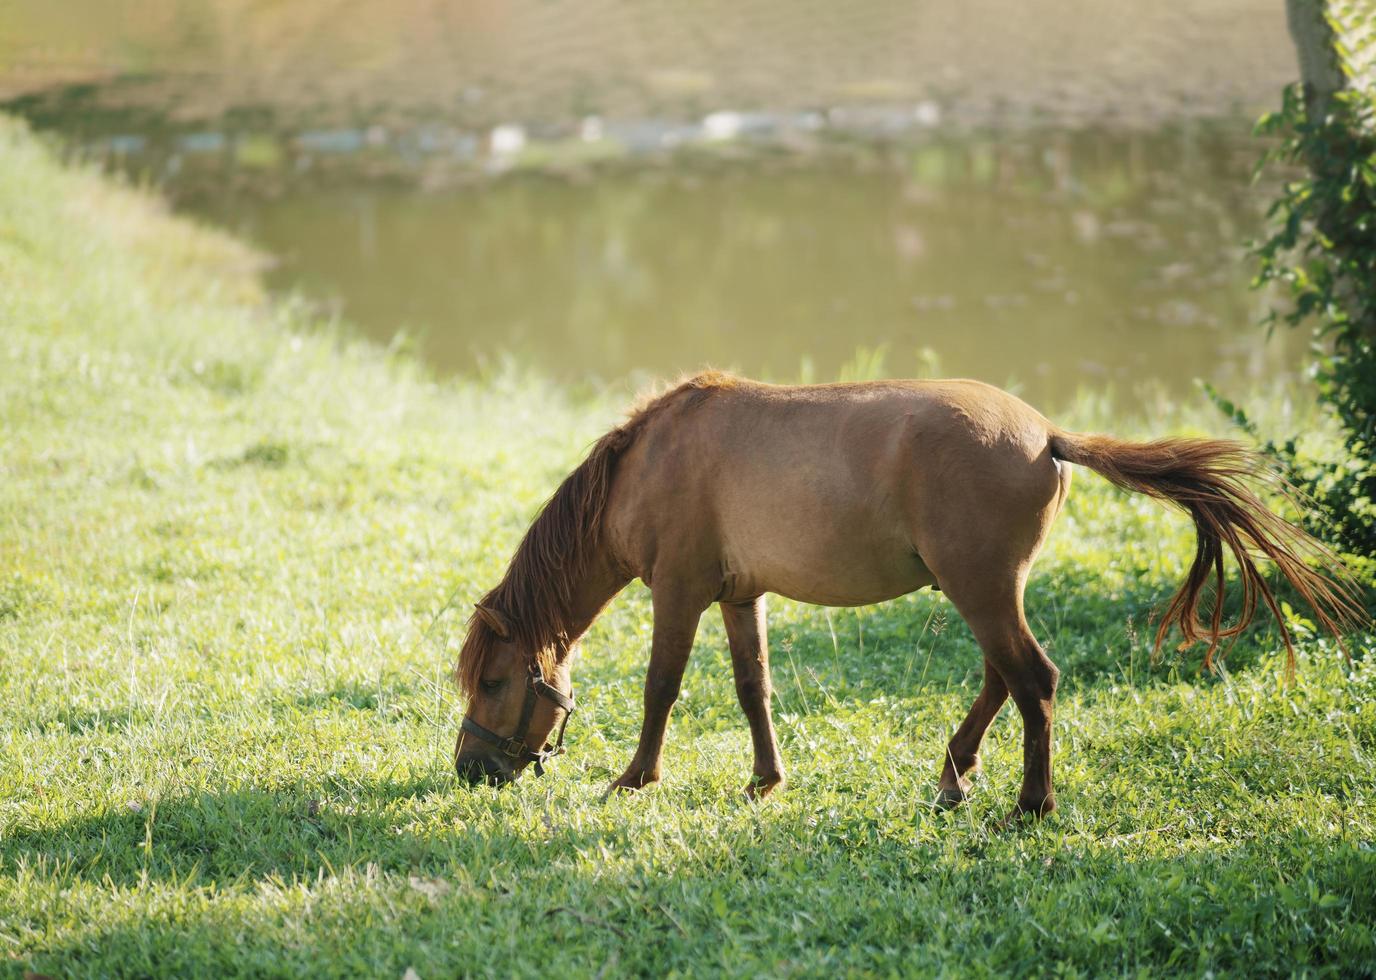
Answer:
[455, 752, 516, 787]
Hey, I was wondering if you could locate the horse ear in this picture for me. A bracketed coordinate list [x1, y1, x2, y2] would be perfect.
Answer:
[474, 603, 512, 640]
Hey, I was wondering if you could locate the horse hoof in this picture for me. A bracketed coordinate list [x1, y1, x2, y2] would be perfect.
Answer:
[744, 775, 784, 801]
[603, 772, 659, 799]
[995, 798, 1055, 830]
[994, 810, 1031, 831]
[934, 787, 968, 810]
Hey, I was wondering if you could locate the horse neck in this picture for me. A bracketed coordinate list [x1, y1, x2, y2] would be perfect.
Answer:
[557, 539, 630, 653]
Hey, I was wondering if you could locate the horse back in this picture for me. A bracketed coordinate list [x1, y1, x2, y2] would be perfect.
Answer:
[604, 377, 1065, 605]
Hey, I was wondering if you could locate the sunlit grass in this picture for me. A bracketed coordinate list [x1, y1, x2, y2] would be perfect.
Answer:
[1, 116, 1374, 977]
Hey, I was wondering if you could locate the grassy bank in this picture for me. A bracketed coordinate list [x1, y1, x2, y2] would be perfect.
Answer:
[1, 118, 1374, 977]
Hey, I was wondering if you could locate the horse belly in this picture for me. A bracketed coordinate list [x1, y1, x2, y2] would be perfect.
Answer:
[722, 508, 936, 607]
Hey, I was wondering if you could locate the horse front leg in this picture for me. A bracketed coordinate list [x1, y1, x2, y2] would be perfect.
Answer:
[721, 596, 785, 800]
[609, 589, 705, 793]
[935, 658, 1008, 808]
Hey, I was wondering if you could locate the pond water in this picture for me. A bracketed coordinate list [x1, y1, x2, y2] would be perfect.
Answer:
[163, 124, 1295, 406]
[2, 0, 1304, 406]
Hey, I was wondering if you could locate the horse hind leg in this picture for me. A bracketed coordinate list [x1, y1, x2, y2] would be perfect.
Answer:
[935, 657, 1009, 808]
[934, 575, 1060, 824]
[915, 445, 1067, 822]
[998, 628, 1059, 823]
[972, 608, 1058, 822]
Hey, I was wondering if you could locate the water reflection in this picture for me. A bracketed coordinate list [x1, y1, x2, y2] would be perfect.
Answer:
[172, 123, 1297, 406]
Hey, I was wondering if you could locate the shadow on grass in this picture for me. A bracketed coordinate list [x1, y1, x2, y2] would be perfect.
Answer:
[3, 778, 483, 889]
[30, 705, 153, 736]
[12, 788, 1375, 977]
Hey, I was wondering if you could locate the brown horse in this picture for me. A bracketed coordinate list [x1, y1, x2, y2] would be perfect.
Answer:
[453, 372, 1361, 822]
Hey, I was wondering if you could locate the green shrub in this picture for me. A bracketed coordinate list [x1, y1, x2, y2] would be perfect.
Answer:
[1242, 82, 1376, 559]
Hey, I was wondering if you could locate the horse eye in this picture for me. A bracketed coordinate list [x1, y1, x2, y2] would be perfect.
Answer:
[479, 678, 505, 693]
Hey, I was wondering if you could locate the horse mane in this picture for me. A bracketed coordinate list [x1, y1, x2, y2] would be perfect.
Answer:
[456, 371, 736, 697]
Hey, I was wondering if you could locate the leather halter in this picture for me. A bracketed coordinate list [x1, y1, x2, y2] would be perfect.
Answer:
[458, 665, 575, 777]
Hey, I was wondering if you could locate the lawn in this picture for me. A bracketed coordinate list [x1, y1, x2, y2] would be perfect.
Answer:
[1, 116, 1374, 977]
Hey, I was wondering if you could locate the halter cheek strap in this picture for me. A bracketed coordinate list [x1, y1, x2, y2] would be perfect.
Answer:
[458, 667, 575, 777]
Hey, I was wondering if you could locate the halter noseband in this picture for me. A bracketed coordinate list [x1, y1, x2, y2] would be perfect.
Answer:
[458, 665, 575, 777]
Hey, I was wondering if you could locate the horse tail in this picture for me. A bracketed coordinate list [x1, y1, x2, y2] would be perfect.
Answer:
[1048, 430, 1366, 671]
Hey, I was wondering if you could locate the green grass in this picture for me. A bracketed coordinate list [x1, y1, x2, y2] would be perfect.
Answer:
[1, 116, 1374, 978]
